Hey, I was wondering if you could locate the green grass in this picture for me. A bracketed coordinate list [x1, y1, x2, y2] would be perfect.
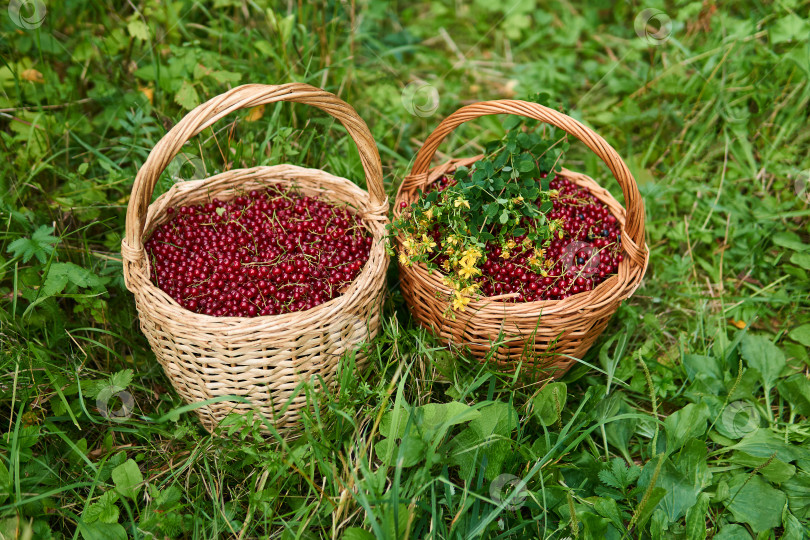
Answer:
[1, 1, 809, 538]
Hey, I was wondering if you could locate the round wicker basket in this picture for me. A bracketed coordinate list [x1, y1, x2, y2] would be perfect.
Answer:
[394, 100, 649, 376]
[121, 83, 388, 432]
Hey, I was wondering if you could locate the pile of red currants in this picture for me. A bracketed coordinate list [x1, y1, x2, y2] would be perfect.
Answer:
[145, 186, 372, 317]
[415, 175, 624, 302]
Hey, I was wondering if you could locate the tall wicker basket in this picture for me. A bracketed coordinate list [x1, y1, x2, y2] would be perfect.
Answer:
[394, 100, 649, 376]
[121, 83, 388, 432]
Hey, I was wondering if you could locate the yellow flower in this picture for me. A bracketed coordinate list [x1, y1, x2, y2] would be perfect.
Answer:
[505, 240, 517, 250]
[458, 264, 480, 280]
[441, 259, 451, 271]
[424, 208, 434, 220]
[452, 291, 471, 311]
[402, 236, 415, 252]
[421, 234, 437, 252]
[398, 252, 411, 266]
[461, 284, 479, 296]
[458, 247, 481, 269]
[459, 256, 474, 268]
[447, 235, 460, 246]
[445, 246, 455, 256]
[443, 276, 460, 290]
[512, 195, 524, 205]
[454, 198, 470, 210]
[500, 249, 511, 259]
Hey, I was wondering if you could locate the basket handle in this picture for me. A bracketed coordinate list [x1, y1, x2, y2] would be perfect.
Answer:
[124, 83, 386, 252]
[409, 100, 647, 267]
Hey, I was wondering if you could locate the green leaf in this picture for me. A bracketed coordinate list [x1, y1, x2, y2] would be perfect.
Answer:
[41, 262, 106, 298]
[598, 458, 640, 490]
[78, 521, 127, 540]
[772, 231, 808, 252]
[789, 324, 810, 348]
[770, 14, 808, 44]
[682, 354, 722, 382]
[342, 528, 375, 540]
[684, 492, 710, 540]
[604, 399, 638, 459]
[152, 485, 182, 509]
[777, 375, 810, 416]
[713, 524, 753, 540]
[729, 452, 795, 484]
[499, 210, 509, 224]
[112, 459, 143, 500]
[592, 498, 623, 531]
[790, 251, 810, 269]
[0, 460, 9, 505]
[677, 440, 713, 492]
[664, 402, 709, 452]
[783, 471, 810, 519]
[502, 116, 522, 131]
[634, 487, 667, 530]
[208, 70, 242, 84]
[782, 512, 805, 540]
[741, 335, 786, 387]
[728, 429, 810, 463]
[127, 20, 150, 41]
[175, 81, 200, 110]
[109, 369, 134, 391]
[638, 457, 699, 521]
[375, 435, 425, 468]
[724, 474, 785, 532]
[469, 401, 518, 438]
[383, 502, 410, 540]
[449, 401, 517, 480]
[84, 491, 120, 524]
[0, 517, 34, 540]
[516, 154, 535, 172]
[6, 225, 58, 263]
[531, 382, 567, 426]
[516, 132, 530, 149]
[379, 405, 412, 439]
[418, 401, 479, 433]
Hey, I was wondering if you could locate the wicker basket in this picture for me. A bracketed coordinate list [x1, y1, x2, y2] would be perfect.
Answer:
[121, 83, 388, 432]
[394, 100, 649, 375]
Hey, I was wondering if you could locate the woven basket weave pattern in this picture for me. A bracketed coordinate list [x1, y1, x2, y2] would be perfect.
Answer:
[394, 101, 649, 373]
[122, 84, 388, 431]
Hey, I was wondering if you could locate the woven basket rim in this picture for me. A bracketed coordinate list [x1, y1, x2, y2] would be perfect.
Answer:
[127, 164, 388, 326]
[393, 157, 649, 316]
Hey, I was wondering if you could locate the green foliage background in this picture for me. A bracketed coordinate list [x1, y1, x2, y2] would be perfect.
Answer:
[0, 0, 809, 538]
